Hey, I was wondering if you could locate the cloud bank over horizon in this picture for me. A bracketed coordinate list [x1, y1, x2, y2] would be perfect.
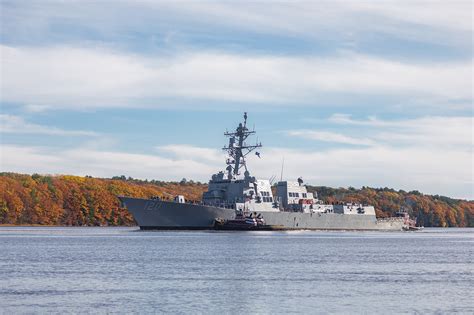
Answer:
[1, 114, 472, 199]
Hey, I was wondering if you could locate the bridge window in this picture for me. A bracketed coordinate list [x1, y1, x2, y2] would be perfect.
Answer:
[262, 197, 273, 203]
[302, 193, 307, 198]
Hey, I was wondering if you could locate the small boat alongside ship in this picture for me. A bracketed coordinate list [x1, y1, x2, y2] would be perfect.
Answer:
[119, 113, 421, 231]
[214, 212, 279, 230]
[397, 208, 424, 231]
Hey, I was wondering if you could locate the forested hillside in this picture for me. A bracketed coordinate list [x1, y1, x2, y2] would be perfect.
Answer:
[0, 173, 205, 226]
[0, 173, 472, 227]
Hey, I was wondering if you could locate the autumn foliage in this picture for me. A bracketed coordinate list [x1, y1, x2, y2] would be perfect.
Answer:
[0, 173, 206, 226]
[0, 173, 472, 227]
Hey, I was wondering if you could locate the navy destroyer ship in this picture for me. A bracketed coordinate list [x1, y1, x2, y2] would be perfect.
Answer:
[119, 113, 409, 231]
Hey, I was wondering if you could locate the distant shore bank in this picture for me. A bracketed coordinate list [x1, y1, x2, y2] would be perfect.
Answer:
[1, 173, 473, 228]
[0, 224, 137, 227]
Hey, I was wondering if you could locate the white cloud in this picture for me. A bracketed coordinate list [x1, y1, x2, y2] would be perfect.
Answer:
[287, 130, 375, 146]
[1, 45, 471, 110]
[152, 1, 473, 52]
[327, 114, 473, 148]
[0, 114, 98, 136]
[4, 1, 470, 47]
[328, 113, 387, 126]
[345, 1, 472, 32]
[157, 144, 226, 164]
[23, 105, 53, 113]
[0, 145, 63, 170]
[0, 144, 217, 181]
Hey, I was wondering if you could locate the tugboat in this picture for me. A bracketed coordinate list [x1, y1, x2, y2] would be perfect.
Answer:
[397, 207, 424, 231]
[214, 212, 262, 230]
[214, 212, 285, 230]
[119, 113, 410, 231]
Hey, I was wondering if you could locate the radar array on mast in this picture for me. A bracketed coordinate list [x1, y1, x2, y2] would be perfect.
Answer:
[222, 112, 262, 179]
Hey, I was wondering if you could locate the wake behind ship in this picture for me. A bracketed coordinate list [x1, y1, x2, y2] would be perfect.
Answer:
[119, 113, 414, 231]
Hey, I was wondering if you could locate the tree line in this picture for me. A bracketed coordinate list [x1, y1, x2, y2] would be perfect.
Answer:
[0, 173, 205, 226]
[0, 173, 472, 227]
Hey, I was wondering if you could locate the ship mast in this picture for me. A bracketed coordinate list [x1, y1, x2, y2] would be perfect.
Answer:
[223, 112, 262, 179]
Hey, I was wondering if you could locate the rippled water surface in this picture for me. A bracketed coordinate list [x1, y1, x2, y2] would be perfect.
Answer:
[0, 227, 472, 314]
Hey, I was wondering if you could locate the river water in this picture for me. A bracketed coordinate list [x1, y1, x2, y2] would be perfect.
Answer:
[0, 227, 472, 314]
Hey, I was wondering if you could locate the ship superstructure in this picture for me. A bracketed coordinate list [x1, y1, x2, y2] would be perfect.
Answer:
[202, 112, 277, 213]
[119, 113, 410, 231]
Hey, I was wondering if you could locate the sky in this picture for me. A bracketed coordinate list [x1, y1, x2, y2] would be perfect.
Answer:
[0, 0, 472, 199]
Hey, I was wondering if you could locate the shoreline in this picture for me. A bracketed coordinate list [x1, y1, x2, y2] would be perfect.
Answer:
[0, 224, 137, 227]
[0, 224, 471, 229]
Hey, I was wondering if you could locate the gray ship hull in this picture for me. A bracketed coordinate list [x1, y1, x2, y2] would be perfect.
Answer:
[120, 197, 404, 231]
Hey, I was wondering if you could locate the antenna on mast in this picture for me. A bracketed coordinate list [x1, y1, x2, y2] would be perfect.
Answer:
[222, 113, 262, 178]
[269, 175, 276, 186]
[280, 157, 285, 181]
